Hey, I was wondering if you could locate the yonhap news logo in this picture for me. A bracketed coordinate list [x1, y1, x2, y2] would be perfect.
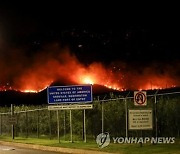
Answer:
[96, 132, 175, 148]
[96, 132, 110, 148]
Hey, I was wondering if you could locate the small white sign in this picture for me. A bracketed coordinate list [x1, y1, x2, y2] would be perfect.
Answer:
[134, 91, 147, 106]
[8, 116, 17, 125]
[48, 104, 93, 110]
[128, 109, 153, 130]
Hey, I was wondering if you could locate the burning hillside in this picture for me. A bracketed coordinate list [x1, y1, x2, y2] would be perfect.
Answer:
[0, 43, 180, 93]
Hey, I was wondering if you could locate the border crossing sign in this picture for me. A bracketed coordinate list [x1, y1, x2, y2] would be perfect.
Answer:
[47, 85, 92, 104]
[134, 91, 147, 106]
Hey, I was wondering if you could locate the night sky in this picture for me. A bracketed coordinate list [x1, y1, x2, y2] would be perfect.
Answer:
[0, 2, 179, 93]
[0, 2, 180, 68]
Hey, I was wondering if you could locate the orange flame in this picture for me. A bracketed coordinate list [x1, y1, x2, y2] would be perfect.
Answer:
[82, 76, 94, 85]
[0, 44, 179, 93]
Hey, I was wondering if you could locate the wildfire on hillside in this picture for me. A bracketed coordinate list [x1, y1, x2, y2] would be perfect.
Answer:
[0, 44, 179, 93]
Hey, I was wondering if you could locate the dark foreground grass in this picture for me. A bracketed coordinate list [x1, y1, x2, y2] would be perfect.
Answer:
[0, 136, 179, 154]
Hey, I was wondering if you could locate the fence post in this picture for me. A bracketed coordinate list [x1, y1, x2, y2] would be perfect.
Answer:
[11, 104, 15, 140]
[125, 92, 130, 137]
[37, 110, 39, 138]
[101, 101, 104, 134]
[0, 114, 2, 135]
[16, 113, 18, 137]
[26, 110, 28, 138]
[101, 95, 106, 134]
[154, 90, 158, 138]
[125, 98, 128, 137]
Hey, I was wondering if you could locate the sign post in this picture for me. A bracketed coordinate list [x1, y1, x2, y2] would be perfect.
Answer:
[70, 110, 73, 143]
[83, 109, 86, 143]
[57, 110, 60, 143]
[47, 85, 93, 143]
[49, 111, 52, 140]
[64, 111, 66, 141]
[132, 91, 151, 147]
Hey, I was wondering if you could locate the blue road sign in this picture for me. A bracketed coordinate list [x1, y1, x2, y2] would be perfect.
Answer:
[47, 85, 92, 104]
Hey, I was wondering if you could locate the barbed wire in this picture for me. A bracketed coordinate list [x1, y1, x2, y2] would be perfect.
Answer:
[95, 91, 180, 102]
[0, 91, 180, 115]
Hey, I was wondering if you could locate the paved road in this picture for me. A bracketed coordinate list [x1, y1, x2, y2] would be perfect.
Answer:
[0, 145, 62, 154]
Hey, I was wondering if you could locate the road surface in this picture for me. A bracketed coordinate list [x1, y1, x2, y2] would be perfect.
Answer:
[0, 145, 63, 154]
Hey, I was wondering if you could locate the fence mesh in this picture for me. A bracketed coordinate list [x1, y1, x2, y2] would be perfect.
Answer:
[0, 92, 180, 141]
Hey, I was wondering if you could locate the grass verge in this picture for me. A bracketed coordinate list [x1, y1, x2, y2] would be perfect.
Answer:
[0, 136, 179, 154]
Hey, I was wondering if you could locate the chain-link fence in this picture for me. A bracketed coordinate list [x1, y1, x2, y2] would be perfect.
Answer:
[0, 91, 180, 142]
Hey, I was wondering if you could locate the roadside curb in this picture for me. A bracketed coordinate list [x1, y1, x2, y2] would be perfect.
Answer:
[0, 141, 112, 154]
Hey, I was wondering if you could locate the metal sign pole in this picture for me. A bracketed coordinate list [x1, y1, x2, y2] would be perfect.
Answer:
[49, 111, 52, 140]
[70, 110, 73, 143]
[57, 110, 60, 143]
[11, 104, 15, 140]
[83, 109, 86, 143]
[64, 110, 66, 141]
